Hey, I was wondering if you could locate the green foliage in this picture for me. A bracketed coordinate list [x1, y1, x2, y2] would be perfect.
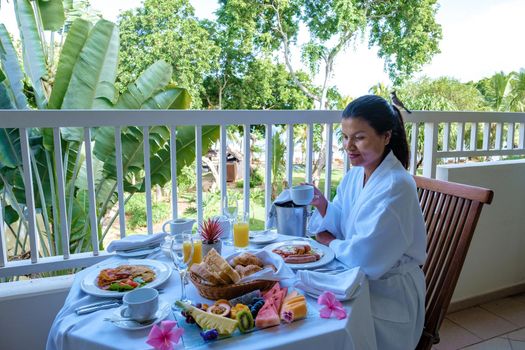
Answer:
[0, 8, 209, 265]
[235, 168, 264, 188]
[397, 77, 485, 111]
[117, 0, 219, 108]
[125, 193, 171, 231]
[368, 0, 442, 85]
[217, 0, 442, 107]
[178, 163, 197, 192]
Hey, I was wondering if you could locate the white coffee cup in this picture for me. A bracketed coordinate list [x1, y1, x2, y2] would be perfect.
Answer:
[120, 287, 159, 322]
[291, 184, 314, 206]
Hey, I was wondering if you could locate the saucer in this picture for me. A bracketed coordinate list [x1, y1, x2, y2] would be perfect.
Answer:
[108, 302, 171, 330]
[249, 230, 279, 245]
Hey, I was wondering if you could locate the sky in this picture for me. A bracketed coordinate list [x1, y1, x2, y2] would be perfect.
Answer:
[1, 0, 524, 98]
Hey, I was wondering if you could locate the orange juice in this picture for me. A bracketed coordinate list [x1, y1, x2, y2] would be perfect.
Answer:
[233, 222, 250, 248]
[183, 240, 202, 266]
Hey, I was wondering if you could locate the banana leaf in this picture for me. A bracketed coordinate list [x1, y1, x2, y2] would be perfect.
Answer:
[48, 18, 92, 109]
[37, 0, 65, 31]
[61, 19, 118, 108]
[0, 82, 15, 109]
[141, 85, 191, 110]
[115, 60, 172, 109]
[2, 205, 19, 225]
[0, 128, 21, 169]
[0, 24, 28, 109]
[0, 67, 5, 82]
[14, 0, 47, 109]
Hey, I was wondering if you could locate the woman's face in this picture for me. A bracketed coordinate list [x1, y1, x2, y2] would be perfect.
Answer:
[341, 117, 391, 176]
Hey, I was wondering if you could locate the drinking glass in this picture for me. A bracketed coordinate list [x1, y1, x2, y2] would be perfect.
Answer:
[233, 212, 250, 250]
[170, 231, 194, 305]
[222, 196, 238, 245]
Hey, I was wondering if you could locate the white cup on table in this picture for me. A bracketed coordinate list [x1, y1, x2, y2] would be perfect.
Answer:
[120, 287, 159, 322]
[291, 184, 314, 206]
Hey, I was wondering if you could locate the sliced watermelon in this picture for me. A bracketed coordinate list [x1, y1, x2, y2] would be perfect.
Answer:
[262, 283, 281, 298]
[272, 287, 287, 314]
[255, 299, 281, 329]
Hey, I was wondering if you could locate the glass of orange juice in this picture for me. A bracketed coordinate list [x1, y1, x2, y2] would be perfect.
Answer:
[186, 238, 202, 265]
[233, 212, 250, 250]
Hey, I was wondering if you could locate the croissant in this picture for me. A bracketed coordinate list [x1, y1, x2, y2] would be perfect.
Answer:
[235, 264, 262, 278]
[232, 252, 264, 267]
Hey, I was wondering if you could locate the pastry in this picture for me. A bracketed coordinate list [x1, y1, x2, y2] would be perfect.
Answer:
[235, 264, 262, 278]
[232, 252, 264, 267]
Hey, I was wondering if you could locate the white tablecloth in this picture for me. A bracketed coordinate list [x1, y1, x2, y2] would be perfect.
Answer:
[46, 236, 377, 350]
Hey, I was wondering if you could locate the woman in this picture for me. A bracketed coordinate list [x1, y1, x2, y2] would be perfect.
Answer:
[308, 95, 426, 350]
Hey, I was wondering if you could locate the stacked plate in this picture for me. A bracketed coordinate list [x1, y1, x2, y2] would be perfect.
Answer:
[249, 229, 279, 245]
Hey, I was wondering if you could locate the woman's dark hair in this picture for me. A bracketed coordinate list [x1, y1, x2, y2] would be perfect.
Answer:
[342, 95, 409, 169]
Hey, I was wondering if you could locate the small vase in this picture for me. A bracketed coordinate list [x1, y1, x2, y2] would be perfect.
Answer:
[201, 239, 222, 257]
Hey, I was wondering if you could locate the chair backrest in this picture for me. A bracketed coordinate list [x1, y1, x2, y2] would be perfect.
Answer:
[414, 176, 493, 350]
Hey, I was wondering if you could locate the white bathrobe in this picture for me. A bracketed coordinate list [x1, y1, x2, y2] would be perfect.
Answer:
[309, 151, 426, 350]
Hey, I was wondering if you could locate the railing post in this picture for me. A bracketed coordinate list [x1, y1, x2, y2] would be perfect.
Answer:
[115, 127, 126, 238]
[410, 122, 419, 175]
[306, 123, 313, 183]
[243, 124, 251, 215]
[220, 125, 227, 210]
[423, 122, 438, 178]
[264, 124, 273, 228]
[143, 126, 153, 234]
[195, 126, 203, 224]
[170, 125, 178, 219]
[0, 196, 6, 267]
[324, 123, 333, 198]
[286, 124, 293, 188]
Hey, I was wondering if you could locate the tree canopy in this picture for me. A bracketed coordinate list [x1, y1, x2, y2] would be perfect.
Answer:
[117, 0, 220, 108]
[215, 0, 442, 108]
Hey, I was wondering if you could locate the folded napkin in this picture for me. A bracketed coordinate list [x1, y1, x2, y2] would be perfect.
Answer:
[226, 250, 295, 283]
[294, 267, 365, 301]
[106, 233, 167, 253]
[266, 189, 292, 229]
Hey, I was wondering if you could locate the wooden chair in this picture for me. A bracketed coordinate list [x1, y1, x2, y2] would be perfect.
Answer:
[414, 176, 494, 350]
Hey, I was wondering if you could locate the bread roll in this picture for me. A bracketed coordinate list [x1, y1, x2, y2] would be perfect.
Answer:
[235, 264, 262, 278]
[232, 252, 264, 267]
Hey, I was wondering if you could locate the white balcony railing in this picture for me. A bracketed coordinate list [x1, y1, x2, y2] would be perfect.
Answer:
[1, 109, 524, 279]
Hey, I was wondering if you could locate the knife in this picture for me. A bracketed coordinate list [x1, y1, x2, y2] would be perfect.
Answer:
[74, 299, 120, 313]
[76, 302, 121, 315]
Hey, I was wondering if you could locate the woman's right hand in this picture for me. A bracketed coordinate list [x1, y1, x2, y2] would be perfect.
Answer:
[301, 183, 328, 216]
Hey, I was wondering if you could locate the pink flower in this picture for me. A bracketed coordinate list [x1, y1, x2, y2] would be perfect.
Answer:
[146, 320, 184, 350]
[317, 291, 347, 320]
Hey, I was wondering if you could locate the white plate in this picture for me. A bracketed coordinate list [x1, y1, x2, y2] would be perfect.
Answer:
[81, 259, 171, 298]
[115, 246, 161, 258]
[263, 239, 335, 269]
[249, 230, 279, 245]
[108, 302, 171, 330]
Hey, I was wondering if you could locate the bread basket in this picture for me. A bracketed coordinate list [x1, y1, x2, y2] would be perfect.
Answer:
[189, 272, 275, 300]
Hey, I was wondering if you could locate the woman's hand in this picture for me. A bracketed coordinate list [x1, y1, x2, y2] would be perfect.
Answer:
[301, 182, 328, 216]
[316, 231, 335, 246]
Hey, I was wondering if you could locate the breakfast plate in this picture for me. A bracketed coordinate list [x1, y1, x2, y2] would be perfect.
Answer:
[249, 229, 279, 245]
[81, 259, 171, 298]
[264, 239, 335, 269]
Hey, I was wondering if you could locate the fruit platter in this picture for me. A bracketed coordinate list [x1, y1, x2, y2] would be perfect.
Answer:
[175, 283, 312, 346]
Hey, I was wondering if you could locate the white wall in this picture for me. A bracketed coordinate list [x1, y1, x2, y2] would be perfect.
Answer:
[0, 276, 72, 350]
[436, 160, 525, 302]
